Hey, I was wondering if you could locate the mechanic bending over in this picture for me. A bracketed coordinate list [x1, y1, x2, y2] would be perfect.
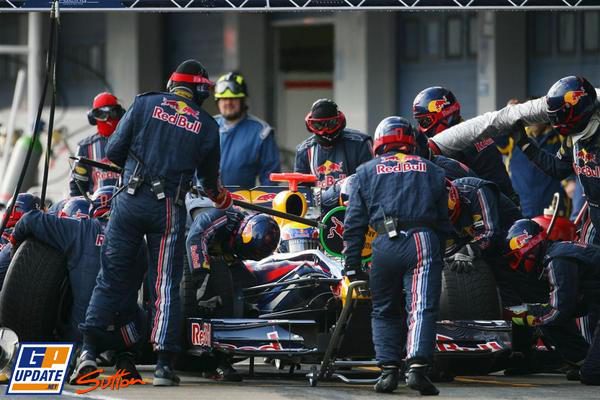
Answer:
[430, 76, 600, 245]
[184, 194, 280, 380]
[6, 187, 147, 382]
[505, 219, 600, 386]
[344, 116, 452, 395]
[413, 86, 520, 205]
[75, 59, 233, 387]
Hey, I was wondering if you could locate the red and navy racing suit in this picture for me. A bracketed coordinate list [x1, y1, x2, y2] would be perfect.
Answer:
[82, 91, 226, 354]
[527, 241, 600, 384]
[69, 133, 120, 196]
[344, 152, 451, 367]
[295, 129, 373, 188]
[432, 155, 476, 180]
[519, 130, 600, 245]
[432, 136, 519, 206]
[449, 177, 530, 306]
[11, 210, 146, 346]
[186, 207, 244, 276]
[0, 241, 12, 291]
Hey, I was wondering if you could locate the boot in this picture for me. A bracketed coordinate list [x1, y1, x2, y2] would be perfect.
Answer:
[374, 366, 400, 393]
[406, 364, 439, 396]
[69, 350, 99, 385]
[153, 365, 180, 386]
[114, 351, 142, 381]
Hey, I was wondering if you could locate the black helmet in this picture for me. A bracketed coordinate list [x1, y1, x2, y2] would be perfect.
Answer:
[412, 86, 461, 137]
[505, 219, 546, 273]
[167, 59, 214, 106]
[545, 76, 598, 136]
[305, 99, 346, 146]
[373, 116, 417, 156]
[234, 214, 280, 261]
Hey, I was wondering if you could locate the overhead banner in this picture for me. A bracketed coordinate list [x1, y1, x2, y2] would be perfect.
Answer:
[1, 0, 599, 11]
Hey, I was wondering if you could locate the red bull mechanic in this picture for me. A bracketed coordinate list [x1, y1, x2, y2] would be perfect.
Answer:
[69, 92, 126, 196]
[343, 116, 451, 395]
[295, 99, 373, 188]
[413, 87, 520, 206]
[429, 76, 600, 246]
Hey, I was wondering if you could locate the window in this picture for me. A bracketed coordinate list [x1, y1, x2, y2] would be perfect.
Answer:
[557, 12, 576, 53]
[467, 14, 478, 57]
[446, 17, 463, 58]
[532, 13, 552, 56]
[583, 12, 600, 52]
[403, 19, 420, 61]
[424, 20, 441, 59]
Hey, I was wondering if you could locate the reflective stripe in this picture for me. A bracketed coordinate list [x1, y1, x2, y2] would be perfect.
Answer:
[407, 232, 430, 359]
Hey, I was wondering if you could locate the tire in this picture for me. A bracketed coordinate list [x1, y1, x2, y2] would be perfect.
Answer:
[439, 258, 502, 320]
[180, 257, 234, 318]
[0, 239, 68, 341]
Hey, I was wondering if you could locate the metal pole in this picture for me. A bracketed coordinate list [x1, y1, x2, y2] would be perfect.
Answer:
[28, 13, 42, 133]
[0, 69, 26, 178]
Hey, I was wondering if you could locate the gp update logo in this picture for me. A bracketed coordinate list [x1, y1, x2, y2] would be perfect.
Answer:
[7, 343, 73, 395]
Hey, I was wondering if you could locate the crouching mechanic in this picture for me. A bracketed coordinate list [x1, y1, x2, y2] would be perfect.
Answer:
[9, 187, 146, 381]
[77, 59, 233, 387]
[445, 178, 530, 305]
[505, 219, 600, 385]
[185, 199, 280, 380]
[343, 116, 452, 395]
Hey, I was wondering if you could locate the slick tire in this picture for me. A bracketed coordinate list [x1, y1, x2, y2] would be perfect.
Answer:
[439, 258, 502, 320]
[0, 239, 68, 341]
[180, 257, 234, 318]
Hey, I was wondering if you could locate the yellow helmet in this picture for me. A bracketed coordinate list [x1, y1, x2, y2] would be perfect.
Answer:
[214, 72, 247, 99]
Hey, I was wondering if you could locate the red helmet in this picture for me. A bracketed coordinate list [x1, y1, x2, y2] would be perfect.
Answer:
[505, 219, 546, 273]
[373, 116, 416, 156]
[5, 193, 42, 228]
[87, 92, 125, 137]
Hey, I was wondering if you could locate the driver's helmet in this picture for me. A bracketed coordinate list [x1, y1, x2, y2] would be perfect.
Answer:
[279, 221, 320, 253]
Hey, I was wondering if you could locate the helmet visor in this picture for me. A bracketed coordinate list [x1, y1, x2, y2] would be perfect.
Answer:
[90, 106, 123, 122]
[416, 115, 435, 131]
[215, 80, 245, 97]
[306, 115, 343, 135]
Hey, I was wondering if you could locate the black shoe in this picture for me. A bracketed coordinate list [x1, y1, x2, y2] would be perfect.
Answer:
[406, 365, 439, 396]
[153, 365, 180, 386]
[204, 364, 243, 382]
[374, 366, 399, 393]
[97, 350, 116, 367]
[115, 352, 142, 381]
[69, 351, 99, 385]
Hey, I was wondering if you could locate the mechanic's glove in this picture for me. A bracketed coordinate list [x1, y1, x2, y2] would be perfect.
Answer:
[343, 264, 369, 282]
[448, 244, 480, 273]
[510, 120, 531, 150]
[214, 189, 232, 210]
[503, 305, 537, 327]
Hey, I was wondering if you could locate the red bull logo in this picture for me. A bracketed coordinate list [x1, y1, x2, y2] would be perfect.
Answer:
[564, 90, 587, 106]
[253, 192, 277, 203]
[161, 98, 200, 118]
[152, 101, 202, 134]
[576, 149, 596, 164]
[376, 161, 427, 175]
[315, 160, 344, 176]
[231, 192, 247, 201]
[509, 232, 531, 251]
[427, 97, 451, 113]
[327, 216, 345, 239]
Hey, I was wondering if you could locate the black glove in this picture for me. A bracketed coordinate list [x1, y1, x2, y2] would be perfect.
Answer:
[343, 264, 369, 282]
[448, 244, 480, 273]
[510, 120, 530, 150]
